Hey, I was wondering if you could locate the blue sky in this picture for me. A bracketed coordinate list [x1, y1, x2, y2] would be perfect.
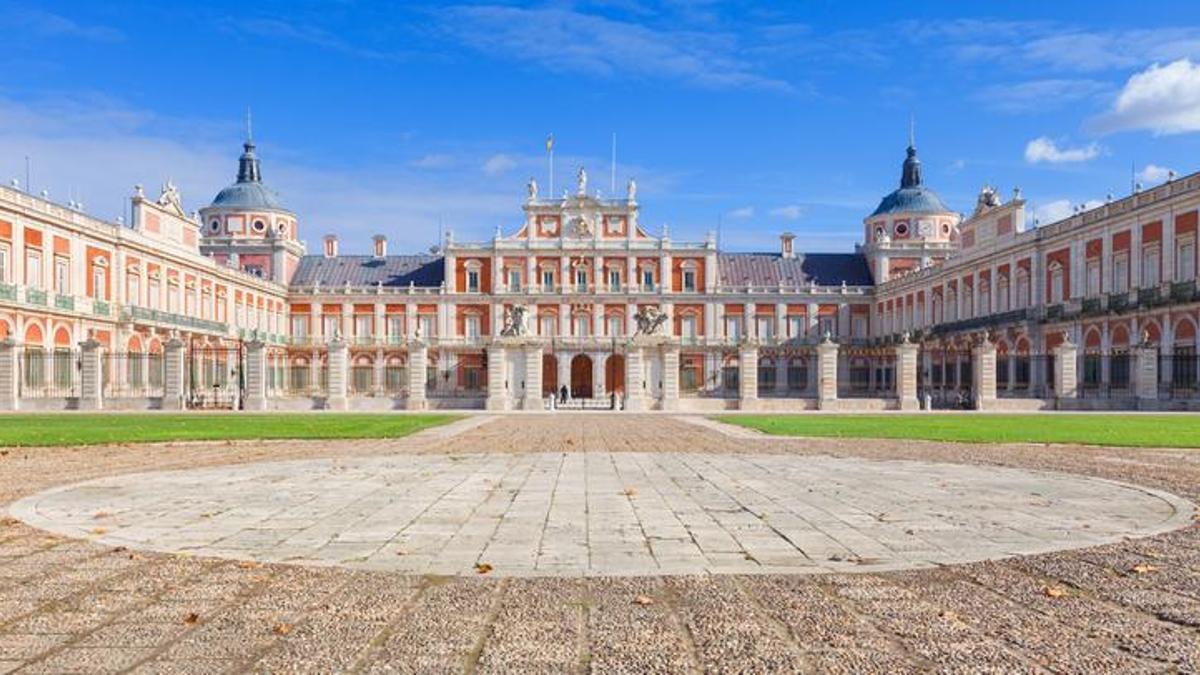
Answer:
[3, 1, 1200, 255]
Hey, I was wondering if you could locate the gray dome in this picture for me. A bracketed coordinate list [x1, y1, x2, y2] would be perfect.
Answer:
[208, 139, 290, 212]
[870, 143, 951, 217]
[211, 181, 285, 210]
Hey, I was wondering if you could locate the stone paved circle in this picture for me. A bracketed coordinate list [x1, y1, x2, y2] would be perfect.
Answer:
[9, 451, 1193, 577]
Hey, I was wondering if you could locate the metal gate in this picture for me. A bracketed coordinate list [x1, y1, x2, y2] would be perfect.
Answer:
[187, 345, 244, 409]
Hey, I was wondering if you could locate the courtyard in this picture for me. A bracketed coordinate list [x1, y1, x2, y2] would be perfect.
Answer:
[0, 413, 1198, 672]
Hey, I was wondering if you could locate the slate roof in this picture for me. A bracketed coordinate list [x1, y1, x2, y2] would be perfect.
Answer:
[290, 255, 445, 288]
[718, 253, 874, 287]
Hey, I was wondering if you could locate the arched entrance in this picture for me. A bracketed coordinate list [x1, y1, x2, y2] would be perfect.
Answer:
[570, 354, 593, 399]
[605, 354, 625, 396]
[542, 354, 557, 397]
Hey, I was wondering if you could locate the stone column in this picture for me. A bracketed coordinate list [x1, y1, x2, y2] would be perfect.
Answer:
[972, 337, 998, 409]
[406, 341, 428, 410]
[895, 338, 919, 411]
[0, 340, 19, 411]
[244, 340, 267, 411]
[162, 337, 186, 410]
[592, 352, 606, 398]
[738, 342, 758, 409]
[624, 344, 646, 412]
[522, 343, 543, 410]
[485, 343, 508, 410]
[816, 337, 839, 410]
[78, 338, 102, 411]
[326, 337, 348, 410]
[1053, 336, 1078, 404]
[1135, 340, 1159, 404]
[662, 343, 680, 411]
[558, 353, 571, 399]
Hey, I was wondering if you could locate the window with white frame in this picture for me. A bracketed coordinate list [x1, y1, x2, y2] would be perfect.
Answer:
[355, 315, 372, 340]
[1178, 237, 1196, 281]
[573, 315, 589, 337]
[322, 315, 340, 338]
[1015, 271, 1030, 309]
[996, 276, 1009, 312]
[291, 315, 308, 338]
[507, 269, 521, 291]
[185, 290, 195, 316]
[201, 292, 212, 319]
[852, 315, 867, 339]
[540, 314, 556, 336]
[0, 245, 8, 283]
[1049, 263, 1064, 303]
[466, 269, 480, 293]
[127, 274, 139, 306]
[25, 250, 41, 288]
[608, 268, 621, 291]
[1142, 246, 1160, 288]
[149, 279, 160, 309]
[680, 315, 697, 338]
[606, 315, 622, 336]
[420, 315, 436, 337]
[725, 315, 742, 339]
[641, 268, 654, 291]
[1086, 259, 1101, 297]
[788, 315, 804, 338]
[945, 291, 957, 321]
[54, 257, 69, 294]
[574, 268, 587, 292]
[818, 316, 836, 338]
[541, 269, 554, 291]
[682, 268, 697, 292]
[1113, 253, 1129, 293]
[387, 315, 404, 339]
[464, 315, 481, 338]
[756, 316, 773, 339]
[92, 266, 107, 301]
[979, 284, 990, 315]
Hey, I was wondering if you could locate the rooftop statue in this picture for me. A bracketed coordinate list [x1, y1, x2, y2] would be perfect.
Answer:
[576, 166, 587, 196]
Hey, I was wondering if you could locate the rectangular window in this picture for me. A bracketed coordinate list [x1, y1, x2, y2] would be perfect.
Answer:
[387, 316, 404, 340]
[575, 269, 587, 292]
[25, 250, 41, 288]
[641, 270, 654, 291]
[1177, 239, 1195, 281]
[1113, 255, 1129, 293]
[608, 269, 621, 291]
[322, 315, 340, 338]
[355, 315, 372, 340]
[127, 275, 139, 306]
[92, 268, 106, 301]
[54, 257, 69, 294]
[756, 316, 773, 339]
[606, 315, 622, 336]
[852, 316, 867, 339]
[541, 270, 554, 292]
[540, 315, 556, 337]
[419, 315, 436, 338]
[1086, 260, 1101, 297]
[573, 315, 589, 337]
[788, 316, 804, 338]
[682, 270, 696, 292]
[724, 316, 742, 340]
[818, 316, 835, 338]
[1142, 247, 1160, 287]
[464, 315, 481, 338]
[680, 316, 697, 339]
[507, 269, 521, 291]
[466, 270, 480, 293]
[0, 245, 8, 283]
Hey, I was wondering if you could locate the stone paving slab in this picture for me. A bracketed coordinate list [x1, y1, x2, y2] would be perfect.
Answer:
[10, 451, 1192, 578]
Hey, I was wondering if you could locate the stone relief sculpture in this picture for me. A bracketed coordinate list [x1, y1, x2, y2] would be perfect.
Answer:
[633, 306, 669, 336]
[500, 304, 530, 337]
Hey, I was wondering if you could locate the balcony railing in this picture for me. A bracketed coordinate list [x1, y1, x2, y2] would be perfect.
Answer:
[25, 288, 47, 306]
[54, 294, 75, 311]
[1170, 280, 1197, 303]
[122, 305, 228, 334]
[0, 283, 15, 301]
[93, 299, 111, 317]
[1137, 286, 1162, 307]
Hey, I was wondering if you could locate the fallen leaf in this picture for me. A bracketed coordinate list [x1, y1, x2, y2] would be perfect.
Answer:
[89, 527, 108, 535]
[623, 487, 638, 497]
[474, 562, 494, 575]
[273, 622, 294, 636]
[93, 511, 110, 519]
[1130, 563, 1158, 575]
[633, 595, 655, 606]
[183, 612, 200, 625]
[1043, 585, 1068, 598]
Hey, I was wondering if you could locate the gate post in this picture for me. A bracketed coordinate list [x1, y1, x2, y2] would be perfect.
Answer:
[405, 340, 428, 410]
[244, 340, 268, 411]
[485, 343, 508, 410]
[326, 337, 348, 411]
[78, 338, 103, 411]
[896, 335, 920, 411]
[738, 341, 758, 410]
[1054, 333, 1079, 406]
[816, 335, 839, 410]
[972, 335, 998, 410]
[662, 343, 680, 411]
[162, 337, 186, 410]
[624, 343, 646, 412]
[0, 339, 19, 411]
[522, 343, 544, 410]
[1134, 332, 1159, 407]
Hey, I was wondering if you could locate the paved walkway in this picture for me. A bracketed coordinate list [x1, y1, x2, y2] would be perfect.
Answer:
[12, 450, 1190, 577]
[1, 414, 1199, 673]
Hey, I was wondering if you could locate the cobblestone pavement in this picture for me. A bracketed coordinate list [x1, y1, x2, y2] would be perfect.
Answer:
[0, 414, 1198, 673]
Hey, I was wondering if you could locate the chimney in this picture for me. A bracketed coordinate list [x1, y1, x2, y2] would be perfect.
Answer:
[372, 234, 387, 258]
[323, 234, 338, 258]
[780, 232, 796, 259]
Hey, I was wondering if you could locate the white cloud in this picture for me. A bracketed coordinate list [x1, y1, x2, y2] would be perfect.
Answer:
[2, 7, 123, 42]
[768, 205, 804, 220]
[727, 206, 754, 220]
[437, 5, 791, 91]
[1137, 164, 1174, 184]
[409, 153, 456, 169]
[976, 79, 1108, 114]
[1094, 59, 1200, 135]
[1024, 137, 1102, 164]
[482, 153, 517, 176]
[1033, 199, 1104, 226]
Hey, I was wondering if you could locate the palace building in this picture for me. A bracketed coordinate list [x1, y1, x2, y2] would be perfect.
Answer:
[1, 133, 1198, 412]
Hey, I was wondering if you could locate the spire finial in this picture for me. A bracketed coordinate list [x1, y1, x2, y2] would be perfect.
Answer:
[246, 107, 253, 143]
[908, 113, 915, 150]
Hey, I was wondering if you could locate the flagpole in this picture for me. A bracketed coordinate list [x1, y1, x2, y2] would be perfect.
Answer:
[611, 132, 617, 196]
[547, 134, 555, 198]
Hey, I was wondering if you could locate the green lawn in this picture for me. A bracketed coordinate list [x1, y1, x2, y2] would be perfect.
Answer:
[0, 413, 459, 447]
[721, 414, 1200, 448]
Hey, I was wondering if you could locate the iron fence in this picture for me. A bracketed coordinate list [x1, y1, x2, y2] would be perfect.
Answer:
[187, 346, 243, 409]
[102, 352, 165, 398]
[19, 348, 78, 398]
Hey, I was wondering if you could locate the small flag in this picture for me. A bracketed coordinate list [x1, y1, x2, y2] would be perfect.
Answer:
[546, 134, 554, 153]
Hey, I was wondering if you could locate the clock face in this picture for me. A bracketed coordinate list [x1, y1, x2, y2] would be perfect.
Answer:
[918, 220, 934, 237]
